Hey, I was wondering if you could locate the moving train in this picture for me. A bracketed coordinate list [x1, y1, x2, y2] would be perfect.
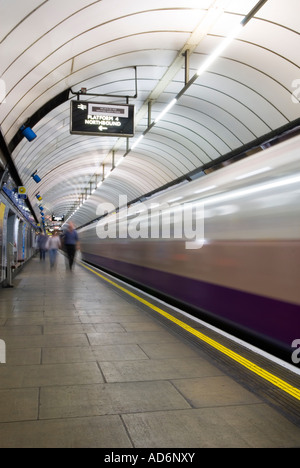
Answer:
[80, 135, 300, 364]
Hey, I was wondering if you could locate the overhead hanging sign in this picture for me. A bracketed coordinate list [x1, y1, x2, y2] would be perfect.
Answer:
[70, 101, 135, 137]
[52, 215, 64, 222]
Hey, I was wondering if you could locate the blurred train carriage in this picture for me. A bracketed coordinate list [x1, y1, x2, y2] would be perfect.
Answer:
[80, 136, 300, 363]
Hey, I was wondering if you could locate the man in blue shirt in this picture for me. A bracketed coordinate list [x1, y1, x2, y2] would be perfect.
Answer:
[37, 232, 48, 261]
[63, 222, 79, 270]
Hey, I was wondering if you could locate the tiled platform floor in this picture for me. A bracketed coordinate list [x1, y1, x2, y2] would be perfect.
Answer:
[0, 254, 300, 448]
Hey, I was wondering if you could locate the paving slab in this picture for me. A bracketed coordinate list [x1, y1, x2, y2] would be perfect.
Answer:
[0, 416, 132, 448]
[39, 381, 191, 419]
[122, 406, 300, 448]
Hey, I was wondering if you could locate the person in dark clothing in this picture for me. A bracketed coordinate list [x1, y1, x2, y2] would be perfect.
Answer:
[37, 233, 48, 261]
[63, 222, 79, 270]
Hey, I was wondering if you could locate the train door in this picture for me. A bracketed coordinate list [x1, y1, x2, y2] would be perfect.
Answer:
[0, 202, 7, 283]
[17, 220, 24, 263]
[6, 210, 17, 276]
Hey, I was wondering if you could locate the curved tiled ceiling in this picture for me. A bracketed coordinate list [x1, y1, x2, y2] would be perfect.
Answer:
[0, 0, 299, 227]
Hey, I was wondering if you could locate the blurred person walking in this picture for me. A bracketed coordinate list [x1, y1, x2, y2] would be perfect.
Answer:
[47, 231, 61, 269]
[63, 222, 79, 271]
[37, 232, 48, 261]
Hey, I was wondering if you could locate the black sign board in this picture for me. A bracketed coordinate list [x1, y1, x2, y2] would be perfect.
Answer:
[70, 101, 135, 137]
[52, 215, 64, 222]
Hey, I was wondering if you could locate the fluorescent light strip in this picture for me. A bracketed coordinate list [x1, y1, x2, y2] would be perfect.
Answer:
[116, 156, 125, 167]
[129, 21, 243, 154]
[155, 98, 177, 124]
[197, 23, 243, 76]
[131, 134, 144, 150]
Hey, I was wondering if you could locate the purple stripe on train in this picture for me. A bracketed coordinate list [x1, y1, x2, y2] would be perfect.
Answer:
[82, 253, 300, 361]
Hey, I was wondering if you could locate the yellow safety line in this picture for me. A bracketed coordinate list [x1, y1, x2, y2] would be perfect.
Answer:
[80, 262, 300, 401]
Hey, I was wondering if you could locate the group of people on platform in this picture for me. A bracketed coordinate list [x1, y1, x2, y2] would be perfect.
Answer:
[36, 222, 79, 271]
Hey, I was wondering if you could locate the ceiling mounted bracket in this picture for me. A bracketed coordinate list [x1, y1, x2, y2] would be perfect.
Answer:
[70, 67, 138, 102]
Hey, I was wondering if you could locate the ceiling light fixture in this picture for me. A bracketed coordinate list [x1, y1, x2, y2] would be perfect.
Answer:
[197, 24, 243, 77]
[131, 134, 144, 150]
[154, 98, 178, 124]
